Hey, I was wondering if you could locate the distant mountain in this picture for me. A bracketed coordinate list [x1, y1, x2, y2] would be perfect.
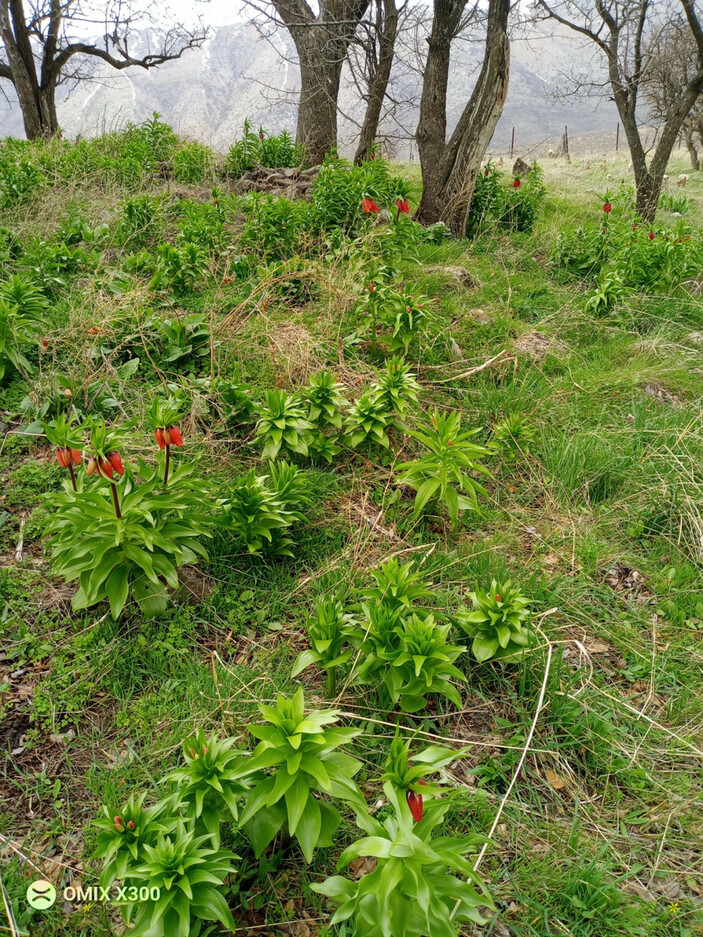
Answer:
[0, 19, 618, 156]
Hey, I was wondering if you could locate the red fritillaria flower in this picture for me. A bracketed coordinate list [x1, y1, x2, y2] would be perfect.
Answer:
[648, 231, 655, 241]
[406, 778, 428, 822]
[70, 448, 82, 465]
[86, 457, 97, 476]
[106, 451, 124, 476]
[407, 790, 423, 822]
[127, 820, 135, 830]
[368, 282, 375, 294]
[114, 815, 124, 832]
[168, 425, 183, 447]
[97, 457, 114, 479]
[154, 428, 166, 450]
[362, 197, 380, 214]
[56, 447, 72, 468]
[603, 202, 612, 213]
[396, 198, 410, 214]
[513, 178, 521, 188]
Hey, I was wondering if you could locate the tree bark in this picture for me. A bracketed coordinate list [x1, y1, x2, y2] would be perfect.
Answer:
[272, 0, 370, 164]
[684, 124, 700, 171]
[0, 0, 57, 137]
[416, 0, 510, 235]
[415, 0, 463, 216]
[293, 22, 347, 163]
[353, 0, 399, 164]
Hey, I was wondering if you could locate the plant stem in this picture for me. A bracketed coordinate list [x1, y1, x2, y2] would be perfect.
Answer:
[164, 444, 170, 485]
[68, 461, 77, 492]
[110, 482, 122, 519]
[326, 668, 336, 698]
[371, 304, 376, 353]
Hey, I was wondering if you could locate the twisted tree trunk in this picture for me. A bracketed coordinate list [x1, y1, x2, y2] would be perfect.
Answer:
[415, 0, 510, 235]
[684, 124, 700, 171]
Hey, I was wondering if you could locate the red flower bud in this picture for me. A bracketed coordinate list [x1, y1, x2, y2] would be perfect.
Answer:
[406, 305, 411, 313]
[86, 457, 97, 476]
[407, 790, 423, 822]
[495, 593, 502, 602]
[107, 451, 124, 476]
[368, 282, 375, 294]
[40, 337, 49, 350]
[167, 425, 183, 447]
[513, 178, 521, 188]
[648, 231, 655, 240]
[127, 820, 135, 830]
[484, 168, 490, 177]
[114, 815, 124, 831]
[154, 428, 166, 450]
[202, 746, 208, 755]
[56, 447, 71, 468]
[603, 203, 612, 213]
[189, 748, 198, 758]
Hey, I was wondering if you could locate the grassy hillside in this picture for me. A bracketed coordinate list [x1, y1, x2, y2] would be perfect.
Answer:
[1, 120, 703, 937]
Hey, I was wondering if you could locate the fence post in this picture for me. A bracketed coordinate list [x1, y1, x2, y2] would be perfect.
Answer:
[616, 122, 619, 154]
[563, 125, 569, 160]
[510, 127, 515, 159]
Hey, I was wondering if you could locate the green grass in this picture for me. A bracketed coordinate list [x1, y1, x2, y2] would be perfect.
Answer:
[1, 131, 703, 937]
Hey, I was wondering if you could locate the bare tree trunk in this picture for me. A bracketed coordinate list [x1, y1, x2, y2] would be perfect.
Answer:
[2, 0, 205, 141]
[415, 0, 462, 217]
[271, 0, 370, 164]
[1, 0, 57, 137]
[296, 44, 344, 163]
[416, 0, 510, 235]
[353, 0, 399, 164]
[684, 124, 700, 170]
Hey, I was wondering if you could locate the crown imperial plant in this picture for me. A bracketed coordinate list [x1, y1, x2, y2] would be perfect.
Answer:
[457, 579, 533, 662]
[234, 687, 365, 863]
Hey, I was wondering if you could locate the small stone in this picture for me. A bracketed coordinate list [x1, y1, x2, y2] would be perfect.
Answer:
[468, 308, 490, 324]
